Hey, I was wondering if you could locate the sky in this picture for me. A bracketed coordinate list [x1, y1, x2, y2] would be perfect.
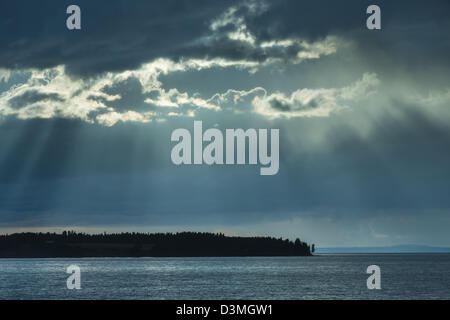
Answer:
[0, 0, 450, 247]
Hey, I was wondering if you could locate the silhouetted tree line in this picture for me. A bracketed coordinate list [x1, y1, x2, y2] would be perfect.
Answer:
[0, 231, 312, 258]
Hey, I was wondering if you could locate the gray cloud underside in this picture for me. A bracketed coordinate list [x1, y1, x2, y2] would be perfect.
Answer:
[8, 89, 64, 110]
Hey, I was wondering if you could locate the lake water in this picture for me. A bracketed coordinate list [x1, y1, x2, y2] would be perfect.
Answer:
[0, 254, 449, 299]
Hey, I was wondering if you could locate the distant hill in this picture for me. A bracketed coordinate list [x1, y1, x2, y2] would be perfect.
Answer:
[315, 245, 450, 254]
[0, 231, 312, 258]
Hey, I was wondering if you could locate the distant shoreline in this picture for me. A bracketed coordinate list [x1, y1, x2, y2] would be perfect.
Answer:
[315, 252, 450, 255]
[316, 245, 450, 254]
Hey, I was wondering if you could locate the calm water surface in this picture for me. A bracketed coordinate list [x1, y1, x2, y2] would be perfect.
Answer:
[0, 254, 449, 299]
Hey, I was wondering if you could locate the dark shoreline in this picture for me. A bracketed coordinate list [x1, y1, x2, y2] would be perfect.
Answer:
[0, 231, 313, 258]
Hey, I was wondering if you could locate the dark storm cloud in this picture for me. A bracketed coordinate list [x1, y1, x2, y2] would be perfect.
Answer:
[244, 0, 450, 40]
[8, 89, 64, 109]
[2, 0, 448, 78]
[0, 0, 240, 77]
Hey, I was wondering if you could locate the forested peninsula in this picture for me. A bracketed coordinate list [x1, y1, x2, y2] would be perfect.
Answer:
[0, 231, 313, 258]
